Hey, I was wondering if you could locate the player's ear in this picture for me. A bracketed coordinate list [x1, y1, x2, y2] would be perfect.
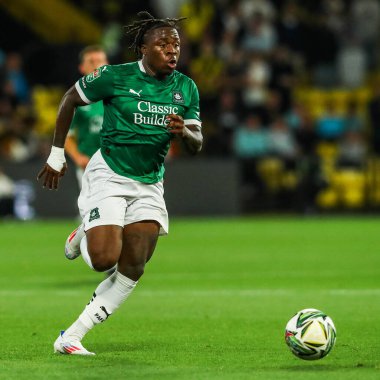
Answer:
[140, 45, 147, 56]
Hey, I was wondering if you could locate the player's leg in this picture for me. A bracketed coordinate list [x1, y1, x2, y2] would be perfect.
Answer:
[118, 220, 160, 280]
[64, 162, 88, 260]
[65, 223, 85, 260]
[54, 222, 159, 355]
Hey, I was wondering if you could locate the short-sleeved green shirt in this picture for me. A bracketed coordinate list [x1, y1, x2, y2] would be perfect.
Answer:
[68, 102, 103, 157]
[75, 61, 202, 184]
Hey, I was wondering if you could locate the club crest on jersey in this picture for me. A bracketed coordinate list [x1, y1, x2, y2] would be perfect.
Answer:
[89, 207, 100, 222]
[172, 91, 184, 104]
[86, 68, 102, 83]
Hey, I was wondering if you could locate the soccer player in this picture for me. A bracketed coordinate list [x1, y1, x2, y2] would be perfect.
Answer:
[37, 11, 203, 356]
[65, 46, 108, 188]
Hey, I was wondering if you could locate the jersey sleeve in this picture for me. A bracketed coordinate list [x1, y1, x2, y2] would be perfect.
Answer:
[184, 80, 202, 128]
[75, 65, 114, 104]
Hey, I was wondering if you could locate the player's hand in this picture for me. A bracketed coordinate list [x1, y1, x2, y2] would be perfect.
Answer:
[37, 163, 67, 190]
[166, 114, 187, 138]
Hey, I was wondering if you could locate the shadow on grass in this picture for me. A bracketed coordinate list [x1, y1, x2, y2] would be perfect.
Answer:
[281, 363, 375, 371]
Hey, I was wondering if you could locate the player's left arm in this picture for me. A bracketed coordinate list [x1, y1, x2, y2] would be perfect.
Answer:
[166, 115, 202, 154]
[167, 79, 203, 154]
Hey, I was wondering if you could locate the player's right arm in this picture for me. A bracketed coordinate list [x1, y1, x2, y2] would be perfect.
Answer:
[38, 65, 114, 190]
[37, 86, 87, 190]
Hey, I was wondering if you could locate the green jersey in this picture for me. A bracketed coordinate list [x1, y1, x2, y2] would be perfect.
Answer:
[68, 102, 103, 157]
[75, 61, 202, 184]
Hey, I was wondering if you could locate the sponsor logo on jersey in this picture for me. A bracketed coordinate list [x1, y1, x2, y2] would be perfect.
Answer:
[86, 68, 102, 83]
[172, 91, 184, 104]
[89, 207, 100, 222]
[133, 101, 180, 127]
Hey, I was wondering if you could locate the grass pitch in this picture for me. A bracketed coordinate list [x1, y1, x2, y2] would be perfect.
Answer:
[0, 216, 379, 379]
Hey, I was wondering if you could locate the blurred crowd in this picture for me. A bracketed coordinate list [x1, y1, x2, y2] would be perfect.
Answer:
[1, 0, 380, 212]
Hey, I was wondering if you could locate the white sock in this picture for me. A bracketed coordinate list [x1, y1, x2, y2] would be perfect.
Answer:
[64, 272, 137, 341]
[80, 236, 94, 270]
[63, 272, 118, 341]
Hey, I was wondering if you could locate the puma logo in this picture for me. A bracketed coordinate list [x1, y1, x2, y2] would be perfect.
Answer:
[129, 89, 142, 97]
[100, 306, 112, 320]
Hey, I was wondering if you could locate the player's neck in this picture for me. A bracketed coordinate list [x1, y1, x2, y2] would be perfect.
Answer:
[142, 57, 166, 80]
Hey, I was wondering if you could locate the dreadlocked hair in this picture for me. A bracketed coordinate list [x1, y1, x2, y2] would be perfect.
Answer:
[124, 11, 186, 58]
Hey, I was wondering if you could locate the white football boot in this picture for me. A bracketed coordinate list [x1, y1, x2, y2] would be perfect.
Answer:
[64, 224, 85, 260]
[54, 331, 95, 356]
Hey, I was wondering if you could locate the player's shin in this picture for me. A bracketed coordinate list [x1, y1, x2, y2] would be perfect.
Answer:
[62, 271, 137, 343]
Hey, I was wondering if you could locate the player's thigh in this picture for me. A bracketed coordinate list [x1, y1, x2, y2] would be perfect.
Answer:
[86, 225, 123, 267]
[118, 221, 160, 271]
[83, 196, 127, 266]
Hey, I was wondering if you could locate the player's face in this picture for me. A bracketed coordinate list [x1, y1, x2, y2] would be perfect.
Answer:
[142, 27, 180, 77]
[79, 51, 108, 75]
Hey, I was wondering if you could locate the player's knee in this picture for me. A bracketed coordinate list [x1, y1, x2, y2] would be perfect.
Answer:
[119, 263, 145, 281]
[91, 255, 117, 272]
[87, 244, 118, 272]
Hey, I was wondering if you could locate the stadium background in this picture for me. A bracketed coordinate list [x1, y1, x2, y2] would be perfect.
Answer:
[1, 0, 380, 218]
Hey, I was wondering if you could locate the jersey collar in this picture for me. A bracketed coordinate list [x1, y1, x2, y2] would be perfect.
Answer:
[137, 60, 174, 84]
[138, 60, 146, 73]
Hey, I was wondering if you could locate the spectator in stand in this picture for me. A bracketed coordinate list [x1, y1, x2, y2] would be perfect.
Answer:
[190, 36, 224, 121]
[152, 0, 186, 19]
[276, 1, 305, 55]
[223, 49, 246, 91]
[294, 108, 319, 156]
[269, 45, 296, 112]
[239, 0, 276, 24]
[345, 99, 365, 132]
[337, 130, 367, 168]
[233, 115, 269, 161]
[367, 81, 380, 155]
[0, 107, 37, 162]
[3, 52, 30, 105]
[267, 117, 298, 167]
[216, 90, 240, 156]
[321, 0, 347, 43]
[180, 0, 215, 56]
[260, 90, 282, 126]
[316, 99, 345, 141]
[217, 31, 237, 62]
[240, 11, 277, 54]
[241, 52, 270, 112]
[350, 0, 380, 68]
[285, 101, 307, 131]
[233, 114, 269, 208]
[336, 36, 367, 88]
[220, 1, 243, 36]
[293, 109, 323, 213]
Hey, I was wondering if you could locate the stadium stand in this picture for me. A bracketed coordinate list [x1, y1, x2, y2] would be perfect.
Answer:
[1, 0, 380, 214]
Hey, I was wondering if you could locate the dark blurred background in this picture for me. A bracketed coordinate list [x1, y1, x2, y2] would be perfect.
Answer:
[1, 0, 380, 218]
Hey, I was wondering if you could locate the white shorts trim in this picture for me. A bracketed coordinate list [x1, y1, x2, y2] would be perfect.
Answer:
[78, 150, 168, 235]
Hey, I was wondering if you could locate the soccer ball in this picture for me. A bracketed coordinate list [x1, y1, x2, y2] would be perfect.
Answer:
[285, 308, 336, 360]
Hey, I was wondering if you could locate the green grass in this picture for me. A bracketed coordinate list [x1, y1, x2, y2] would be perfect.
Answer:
[0, 216, 379, 379]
